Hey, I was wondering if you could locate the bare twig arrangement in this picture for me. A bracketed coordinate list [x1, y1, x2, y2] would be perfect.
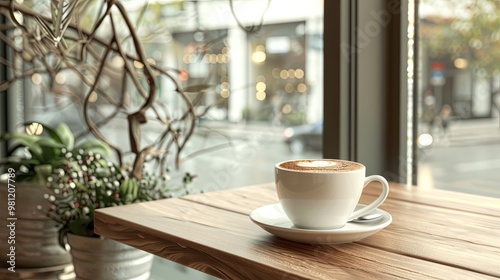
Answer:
[0, 0, 199, 180]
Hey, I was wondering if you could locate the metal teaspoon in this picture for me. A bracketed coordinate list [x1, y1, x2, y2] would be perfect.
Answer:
[348, 213, 384, 223]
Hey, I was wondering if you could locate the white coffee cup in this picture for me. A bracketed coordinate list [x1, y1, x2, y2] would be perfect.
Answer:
[275, 159, 389, 229]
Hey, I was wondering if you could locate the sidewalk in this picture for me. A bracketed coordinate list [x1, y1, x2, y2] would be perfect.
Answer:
[443, 117, 500, 146]
[197, 118, 500, 147]
[196, 120, 285, 141]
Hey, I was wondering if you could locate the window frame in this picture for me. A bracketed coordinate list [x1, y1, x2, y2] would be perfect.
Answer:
[324, 0, 410, 183]
[1, 13, 9, 159]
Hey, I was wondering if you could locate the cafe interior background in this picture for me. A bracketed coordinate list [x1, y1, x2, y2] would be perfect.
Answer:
[1, 0, 498, 279]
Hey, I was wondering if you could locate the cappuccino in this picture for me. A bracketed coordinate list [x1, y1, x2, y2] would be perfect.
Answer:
[275, 159, 389, 229]
[279, 159, 363, 172]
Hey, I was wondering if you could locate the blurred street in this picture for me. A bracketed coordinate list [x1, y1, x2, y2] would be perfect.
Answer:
[418, 117, 500, 198]
[181, 118, 500, 199]
[80, 114, 500, 199]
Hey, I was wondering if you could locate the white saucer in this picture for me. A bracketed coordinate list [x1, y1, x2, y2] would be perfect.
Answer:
[250, 203, 392, 244]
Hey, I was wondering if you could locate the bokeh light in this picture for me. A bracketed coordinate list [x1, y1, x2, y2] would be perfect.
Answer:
[256, 91, 266, 101]
[26, 122, 43, 135]
[31, 73, 42, 85]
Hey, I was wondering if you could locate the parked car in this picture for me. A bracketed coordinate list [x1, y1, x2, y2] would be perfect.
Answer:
[283, 122, 323, 153]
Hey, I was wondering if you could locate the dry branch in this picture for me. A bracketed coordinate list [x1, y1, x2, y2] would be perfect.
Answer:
[0, 1, 197, 180]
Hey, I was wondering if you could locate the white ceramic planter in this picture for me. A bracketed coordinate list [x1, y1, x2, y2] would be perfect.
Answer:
[0, 181, 72, 268]
[67, 233, 153, 280]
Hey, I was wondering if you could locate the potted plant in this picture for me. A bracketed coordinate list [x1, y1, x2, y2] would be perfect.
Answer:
[44, 148, 193, 280]
[0, 122, 110, 270]
[1, 123, 110, 183]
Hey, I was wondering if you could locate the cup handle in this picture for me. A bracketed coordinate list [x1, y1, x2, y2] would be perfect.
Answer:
[348, 175, 389, 221]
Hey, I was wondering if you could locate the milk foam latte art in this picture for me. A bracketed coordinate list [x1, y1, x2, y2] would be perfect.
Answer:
[279, 159, 363, 172]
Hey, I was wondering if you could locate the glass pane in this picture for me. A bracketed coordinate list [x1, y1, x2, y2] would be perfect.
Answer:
[4, 1, 323, 278]
[417, 0, 500, 197]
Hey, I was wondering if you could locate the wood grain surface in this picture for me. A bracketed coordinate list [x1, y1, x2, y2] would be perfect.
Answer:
[95, 182, 500, 280]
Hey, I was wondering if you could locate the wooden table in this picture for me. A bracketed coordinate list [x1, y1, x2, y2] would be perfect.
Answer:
[95, 182, 500, 279]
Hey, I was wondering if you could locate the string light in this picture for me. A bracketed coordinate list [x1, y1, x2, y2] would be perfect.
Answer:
[221, 90, 230, 98]
[256, 91, 266, 101]
[256, 82, 266, 92]
[297, 83, 307, 93]
[55, 72, 66, 84]
[280, 70, 289, 79]
[31, 73, 42, 85]
[112, 56, 125, 67]
[252, 45, 266, 63]
[134, 61, 144, 68]
[295, 68, 305, 79]
[88, 91, 98, 103]
[282, 104, 292, 114]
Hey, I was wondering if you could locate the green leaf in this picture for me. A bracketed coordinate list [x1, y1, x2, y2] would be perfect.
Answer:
[68, 217, 92, 236]
[36, 137, 66, 149]
[36, 138, 65, 164]
[96, 158, 109, 167]
[2, 133, 43, 159]
[119, 178, 135, 199]
[33, 165, 53, 184]
[75, 182, 89, 192]
[55, 123, 75, 150]
[95, 167, 110, 177]
[73, 139, 111, 156]
[0, 156, 40, 166]
[58, 227, 70, 249]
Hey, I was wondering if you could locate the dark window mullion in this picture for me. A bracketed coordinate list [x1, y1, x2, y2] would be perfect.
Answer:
[323, 0, 353, 160]
[350, 0, 359, 161]
[1, 14, 8, 158]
